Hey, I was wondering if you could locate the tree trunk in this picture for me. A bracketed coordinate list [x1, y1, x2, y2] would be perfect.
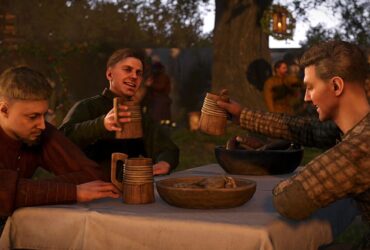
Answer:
[213, 0, 272, 109]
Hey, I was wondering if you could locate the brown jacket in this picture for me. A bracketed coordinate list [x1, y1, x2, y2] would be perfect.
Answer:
[240, 109, 370, 223]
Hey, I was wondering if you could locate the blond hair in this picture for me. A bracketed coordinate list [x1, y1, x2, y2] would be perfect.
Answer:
[0, 66, 52, 101]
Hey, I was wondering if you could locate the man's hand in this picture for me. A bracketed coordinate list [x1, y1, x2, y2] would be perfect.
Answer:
[103, 105, 131, 131]
[153, 161, 171, 175]
[76, 180, 121, 202]
[217, 100, 242, 124]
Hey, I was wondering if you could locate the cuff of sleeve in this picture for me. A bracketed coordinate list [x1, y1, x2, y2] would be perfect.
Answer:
[273, 179, 319, 220]
[156, 150, 180, 172]
[96, 115, 113, 139]
[15, 180, 77, 208]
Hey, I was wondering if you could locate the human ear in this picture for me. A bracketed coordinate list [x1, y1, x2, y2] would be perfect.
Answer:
[106, 68, 112, 81]
[332, 77, 344, 96]
[0, 102, 9, 117]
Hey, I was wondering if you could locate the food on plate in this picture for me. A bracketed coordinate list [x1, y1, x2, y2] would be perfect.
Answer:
[173, 176, 237, 189]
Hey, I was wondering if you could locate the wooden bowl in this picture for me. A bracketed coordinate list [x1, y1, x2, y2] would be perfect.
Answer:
[215, 145, 303, 175]
[156, 176, 256, 209]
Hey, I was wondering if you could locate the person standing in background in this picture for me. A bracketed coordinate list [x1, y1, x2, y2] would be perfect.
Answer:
[143, 61, 172, 123]
[264, 60, 302, 115]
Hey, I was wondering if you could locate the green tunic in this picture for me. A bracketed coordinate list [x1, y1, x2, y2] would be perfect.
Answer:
[59, 88, 179, 176]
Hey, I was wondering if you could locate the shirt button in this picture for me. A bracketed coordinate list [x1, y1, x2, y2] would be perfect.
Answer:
[17, 156, 21, 160]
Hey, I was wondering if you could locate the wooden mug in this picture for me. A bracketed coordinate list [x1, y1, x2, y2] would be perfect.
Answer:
[111, 153, 155, 204]
[113, 97, 143, 139]
[199, 92, 228, 136]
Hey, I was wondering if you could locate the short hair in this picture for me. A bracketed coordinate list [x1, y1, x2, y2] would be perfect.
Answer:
[300, 40, 369, 83]
[0, 66, 52, 101]
[106, 48, 147, 72]
[274, 60, 287, 72]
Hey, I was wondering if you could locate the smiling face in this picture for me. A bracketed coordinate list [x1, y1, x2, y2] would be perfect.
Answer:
[304, 66, 338, 121]
[106, 57, 143, 98]
[0, 99, 48, 144]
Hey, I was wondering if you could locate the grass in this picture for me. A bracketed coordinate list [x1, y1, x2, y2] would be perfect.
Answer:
[171, 124, 246, 171]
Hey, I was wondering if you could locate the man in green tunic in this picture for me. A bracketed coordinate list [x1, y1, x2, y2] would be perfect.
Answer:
[59, 49, 179, 177]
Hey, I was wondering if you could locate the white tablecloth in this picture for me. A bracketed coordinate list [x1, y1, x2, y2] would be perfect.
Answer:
[0, 164, 358, 250]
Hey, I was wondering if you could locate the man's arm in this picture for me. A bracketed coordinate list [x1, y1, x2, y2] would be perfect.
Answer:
[0, 168, 78, 216]
[0, 124, 118, 216]
[59, 101, 112, 148]
[240, 108, 341, 149]
[42, 123, 106, 182]
[0, 173, 118, 216]
[273, 132, 370, 220]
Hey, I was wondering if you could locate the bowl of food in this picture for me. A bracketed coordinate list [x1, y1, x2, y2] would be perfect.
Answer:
[156, 176, 256, 209]
[215, 136, 304, 175]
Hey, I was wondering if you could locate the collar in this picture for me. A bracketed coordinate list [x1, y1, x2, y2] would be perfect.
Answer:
[342, 111, 370, 140]
[0, 125, 23, 150]
[101, 88, 118, 100]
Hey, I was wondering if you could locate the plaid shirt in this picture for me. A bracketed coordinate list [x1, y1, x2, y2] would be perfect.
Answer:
[240, 109, 370, 223]
[240, 109, 341, 149]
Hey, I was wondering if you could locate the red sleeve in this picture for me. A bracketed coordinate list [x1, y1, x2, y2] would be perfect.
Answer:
[0, 169, 78, 215]
[41, 123, 106, 183]
[0, 123, 106, 215]
[0, 169, 17, 216]
[15, 178, 77, 209]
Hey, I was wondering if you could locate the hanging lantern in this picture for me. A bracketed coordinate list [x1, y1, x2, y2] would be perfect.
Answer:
[261, 4, 296, 40]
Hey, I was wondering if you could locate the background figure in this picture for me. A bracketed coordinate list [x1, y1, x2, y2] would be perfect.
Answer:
[144, 62, 172, 123]
[264, 60, 302, 115]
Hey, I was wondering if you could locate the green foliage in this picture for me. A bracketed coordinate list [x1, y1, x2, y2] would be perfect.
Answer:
[171, 124, 246, 171]
[291, 0, 370, 46]
[6, 0, 212, 48]
[1, 0, 213, 121]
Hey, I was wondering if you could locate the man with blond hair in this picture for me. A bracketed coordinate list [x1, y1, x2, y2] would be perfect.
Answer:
[0, 66, 119, 234]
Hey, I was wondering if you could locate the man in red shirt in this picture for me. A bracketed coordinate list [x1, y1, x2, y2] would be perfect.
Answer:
[0, 66, 120, 232]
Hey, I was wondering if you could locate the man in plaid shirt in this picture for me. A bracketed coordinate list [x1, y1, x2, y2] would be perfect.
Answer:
[218, 41, 369, 246]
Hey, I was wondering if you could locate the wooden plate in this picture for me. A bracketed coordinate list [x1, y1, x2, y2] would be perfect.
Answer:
[156, 176, 256, 209]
